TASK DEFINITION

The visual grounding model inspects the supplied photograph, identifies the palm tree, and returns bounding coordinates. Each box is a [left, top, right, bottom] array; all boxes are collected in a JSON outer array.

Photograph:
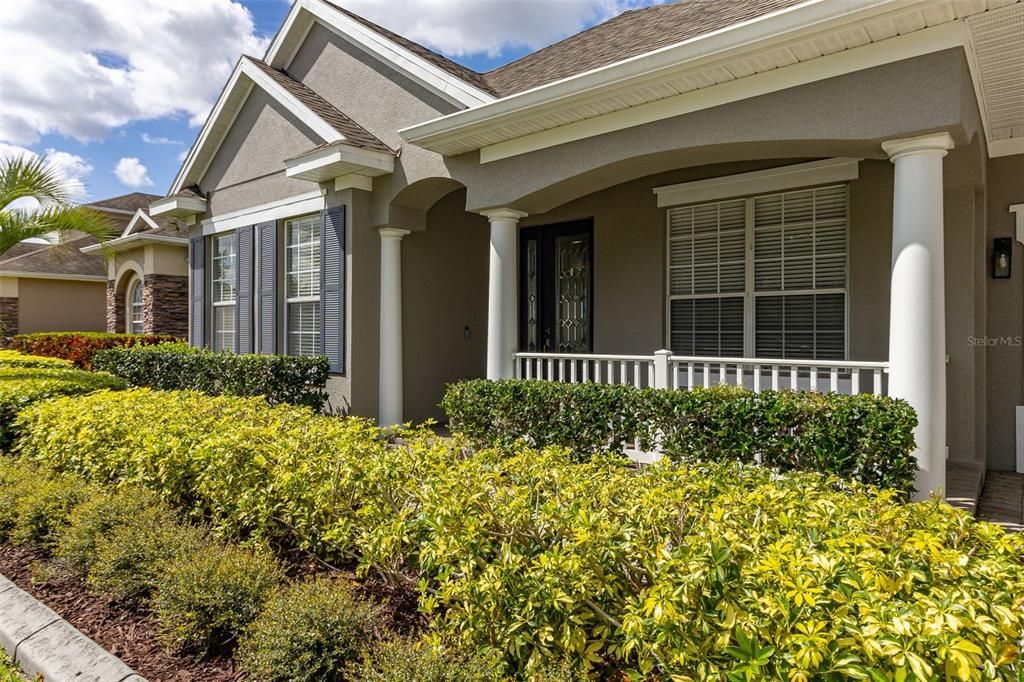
[[0, 155, 116, 257]]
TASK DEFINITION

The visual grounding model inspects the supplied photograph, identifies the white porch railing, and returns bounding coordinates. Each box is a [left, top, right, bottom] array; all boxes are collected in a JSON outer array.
[[513, 350, 889, 396]]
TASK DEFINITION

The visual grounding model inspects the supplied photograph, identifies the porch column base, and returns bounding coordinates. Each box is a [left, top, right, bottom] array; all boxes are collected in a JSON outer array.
[[378, 227, 409, 427], [481, 208, 527, 379], [883, 132, 954, 500]]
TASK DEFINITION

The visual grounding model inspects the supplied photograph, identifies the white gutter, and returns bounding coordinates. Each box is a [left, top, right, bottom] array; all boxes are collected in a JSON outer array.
[[399, 0, 924, 147]]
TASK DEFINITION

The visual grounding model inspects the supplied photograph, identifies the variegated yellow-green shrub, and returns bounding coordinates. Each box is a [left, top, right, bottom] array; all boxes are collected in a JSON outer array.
[[0, 366, 124, 450], [0, 349, 74, 369], [12, 389, 1024, 680]]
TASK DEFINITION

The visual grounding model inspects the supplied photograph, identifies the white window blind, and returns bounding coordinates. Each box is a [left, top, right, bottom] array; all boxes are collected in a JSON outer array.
[[285, 214, 321, 357], [211, 233, 237, 352], [667, 184, 847, 359]]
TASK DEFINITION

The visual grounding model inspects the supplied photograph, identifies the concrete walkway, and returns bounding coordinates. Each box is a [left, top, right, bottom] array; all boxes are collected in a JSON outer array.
[[976, 471, 1024, 532]]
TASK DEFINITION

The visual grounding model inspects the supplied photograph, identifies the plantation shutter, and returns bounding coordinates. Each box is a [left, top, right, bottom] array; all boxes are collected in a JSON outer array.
[[320, 205, 346, 374], [189, 235, 205, 347], [667, 199, 745, 355], [753, 185, 847, 359], [258, 221, 278, 355], [235, 225, 254, 354]]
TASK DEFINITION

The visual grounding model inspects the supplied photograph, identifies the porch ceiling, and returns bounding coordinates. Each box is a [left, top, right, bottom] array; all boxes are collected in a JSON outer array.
[[400, 0, 1023, 161]]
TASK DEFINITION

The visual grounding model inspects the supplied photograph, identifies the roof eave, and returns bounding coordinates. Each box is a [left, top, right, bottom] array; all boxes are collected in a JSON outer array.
[[80, 234, 188, 255], [151, 195, 207, 219], [284, 142, 396, 183], [398, 0, 932, 153]]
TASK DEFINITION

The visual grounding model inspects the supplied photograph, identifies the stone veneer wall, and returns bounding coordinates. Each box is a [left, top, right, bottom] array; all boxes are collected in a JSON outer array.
[[105, 281, 124, 333], [0, 297, 18, 336], [143, 275, 188, 337]]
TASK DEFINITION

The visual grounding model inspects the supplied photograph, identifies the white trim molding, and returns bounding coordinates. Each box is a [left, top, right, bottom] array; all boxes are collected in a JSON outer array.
[[653, 157, 860, 207], [284, 141, 394, 183], [150, 195, 207, 219], [880, 131, 955, 160], [121, 209, 160, 237], [80, 233, 188, 255], [0, 271, 107, 283], [201, 190, 326, 235], [1011, 203, 1024, 246], [334, 174, 374, 192], [265, 0, 494, 109]]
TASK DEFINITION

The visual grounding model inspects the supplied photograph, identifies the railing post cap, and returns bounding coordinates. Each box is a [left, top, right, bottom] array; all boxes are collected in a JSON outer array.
[[655, 349, 673, 357]]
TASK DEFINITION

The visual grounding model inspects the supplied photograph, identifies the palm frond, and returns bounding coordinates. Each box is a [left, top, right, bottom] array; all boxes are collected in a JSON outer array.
[[0, 155, 71, 210], [0, 206, 117, 257]]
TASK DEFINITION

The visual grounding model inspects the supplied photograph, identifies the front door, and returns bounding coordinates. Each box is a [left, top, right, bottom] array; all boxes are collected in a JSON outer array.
[[519, 220, 594, 353]]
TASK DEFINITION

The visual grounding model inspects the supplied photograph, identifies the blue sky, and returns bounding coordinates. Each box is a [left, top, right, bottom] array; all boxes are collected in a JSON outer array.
[[0, 0, 659, 205]]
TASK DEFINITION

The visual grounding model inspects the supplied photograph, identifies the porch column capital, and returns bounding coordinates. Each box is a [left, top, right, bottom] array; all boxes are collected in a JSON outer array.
[[377, 226, 410, 240], [882, 132, 954, 161], [480, 208, 528, 223]]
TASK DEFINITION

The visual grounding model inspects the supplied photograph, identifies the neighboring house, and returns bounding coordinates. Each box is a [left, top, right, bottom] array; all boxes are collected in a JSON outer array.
[[0, 193, 160, 335], [152, 0, 1024, 498], [79, 196, 190, 337]]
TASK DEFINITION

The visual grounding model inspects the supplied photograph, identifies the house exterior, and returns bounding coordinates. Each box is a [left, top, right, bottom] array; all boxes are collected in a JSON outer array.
[[152, 0, 1024, 500], [79, 195, 190, 337], [0, 193, 162, 335]]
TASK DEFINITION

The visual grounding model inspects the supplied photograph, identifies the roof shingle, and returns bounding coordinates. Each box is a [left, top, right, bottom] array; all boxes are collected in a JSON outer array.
[[0, 235, 105, 278], [86, 192, 162, 213]]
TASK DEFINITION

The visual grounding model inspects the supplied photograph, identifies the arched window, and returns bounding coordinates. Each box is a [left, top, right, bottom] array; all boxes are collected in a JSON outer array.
[[127, 277, 144, 334]]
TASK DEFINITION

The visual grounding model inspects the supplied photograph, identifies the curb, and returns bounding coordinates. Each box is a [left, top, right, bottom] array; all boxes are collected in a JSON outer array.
[[0, 572, 145, 682]]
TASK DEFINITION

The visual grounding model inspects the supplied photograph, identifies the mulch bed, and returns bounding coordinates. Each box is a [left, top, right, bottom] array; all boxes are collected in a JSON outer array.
[[0, 543, 242, 682]]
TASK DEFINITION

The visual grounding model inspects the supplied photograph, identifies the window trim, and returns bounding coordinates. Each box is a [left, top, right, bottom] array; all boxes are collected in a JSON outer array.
[[125, 276, 144, 335], [664, 183, 849, 360], [209, 232, 238, 352], [283, 213, 322, 357]]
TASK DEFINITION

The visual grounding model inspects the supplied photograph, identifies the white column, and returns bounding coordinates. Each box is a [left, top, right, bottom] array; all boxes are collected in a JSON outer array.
[[481, 208, 527, 379], [882, 132, 954, 500], [378, 227, 409, 427]]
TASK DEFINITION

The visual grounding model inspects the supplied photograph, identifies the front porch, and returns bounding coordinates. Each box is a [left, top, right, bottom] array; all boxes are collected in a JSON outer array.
[[382, 132, 987, 502]]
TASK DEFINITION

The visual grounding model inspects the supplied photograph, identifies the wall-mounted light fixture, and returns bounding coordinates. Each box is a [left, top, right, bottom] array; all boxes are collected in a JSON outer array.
[[993, 237, 1012, 279]]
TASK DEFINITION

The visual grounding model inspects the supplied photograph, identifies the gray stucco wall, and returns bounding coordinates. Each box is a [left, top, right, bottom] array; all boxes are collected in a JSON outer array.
[[985, 153, 1024, 471], [200, 88, 322, 217], [287, 23, 458, 225], [447, 49, 978, 215], [402, 189, 489, 421]]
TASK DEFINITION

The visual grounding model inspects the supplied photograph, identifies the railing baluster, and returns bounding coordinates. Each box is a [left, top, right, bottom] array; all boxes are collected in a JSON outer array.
[[734, 363, 743, 387], [851, 368, 860, 394], [754, 364, 761, 392], [582, 360, 589, 383], [810, 366, 818, 392], [632, 361, 640, 388], [771, 365, 779, 390], [830, 367, 839, 393], [619, 362, 627, 385], [790, 365, 798, 390], [686, 362, 694, 390], [873, 369, 882, 395]]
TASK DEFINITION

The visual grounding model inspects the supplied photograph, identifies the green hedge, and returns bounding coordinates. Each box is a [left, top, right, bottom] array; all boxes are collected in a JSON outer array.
[[10, 332, 178, 369], [0, 367, 124, 450], [93, 343, 329, 409], [12, 388, 1024, 679], [441, 380, 918, 493]]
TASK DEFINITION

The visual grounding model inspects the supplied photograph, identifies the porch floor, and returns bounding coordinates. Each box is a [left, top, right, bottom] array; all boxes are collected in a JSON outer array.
[[976, 471, 1024, 532]]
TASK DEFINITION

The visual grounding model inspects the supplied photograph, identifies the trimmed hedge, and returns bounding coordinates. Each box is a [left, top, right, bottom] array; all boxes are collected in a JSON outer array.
[[0, 366, 124, 450], [10, 332, 178, 369], [442, 379, 918, 493], [93, 343, 329, 409], [13, 388, 1024, 679]]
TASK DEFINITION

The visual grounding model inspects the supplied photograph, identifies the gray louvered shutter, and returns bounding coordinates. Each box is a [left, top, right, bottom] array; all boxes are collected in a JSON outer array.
[[189, 235, 205, 347], [258, 221, 278, 354], [320, 205, 346, 374], [236, 225, 254, 354]]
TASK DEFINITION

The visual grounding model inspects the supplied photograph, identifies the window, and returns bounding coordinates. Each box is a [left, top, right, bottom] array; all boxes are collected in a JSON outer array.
[[127, 277, 144, 334], [211, 233, 237, 352], [285, 214, 321, 356], [667, 184, 847, 360]]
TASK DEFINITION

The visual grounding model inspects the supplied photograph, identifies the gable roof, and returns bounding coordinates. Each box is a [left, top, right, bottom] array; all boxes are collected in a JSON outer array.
[[169, 55, 393, 195], [86, 192, 162, 215], [0, 235, 105, 280], [323, 1, 497, 97]]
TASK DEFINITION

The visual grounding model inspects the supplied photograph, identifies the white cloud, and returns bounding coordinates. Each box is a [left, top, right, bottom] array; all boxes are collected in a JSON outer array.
[[0, 0, 268, 145], [0, 143, 93, 210], [114, 157, 153, 187], [341, 0, 658, 58], [176, 149, 189, 163], [141, 133, 182, 145]]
